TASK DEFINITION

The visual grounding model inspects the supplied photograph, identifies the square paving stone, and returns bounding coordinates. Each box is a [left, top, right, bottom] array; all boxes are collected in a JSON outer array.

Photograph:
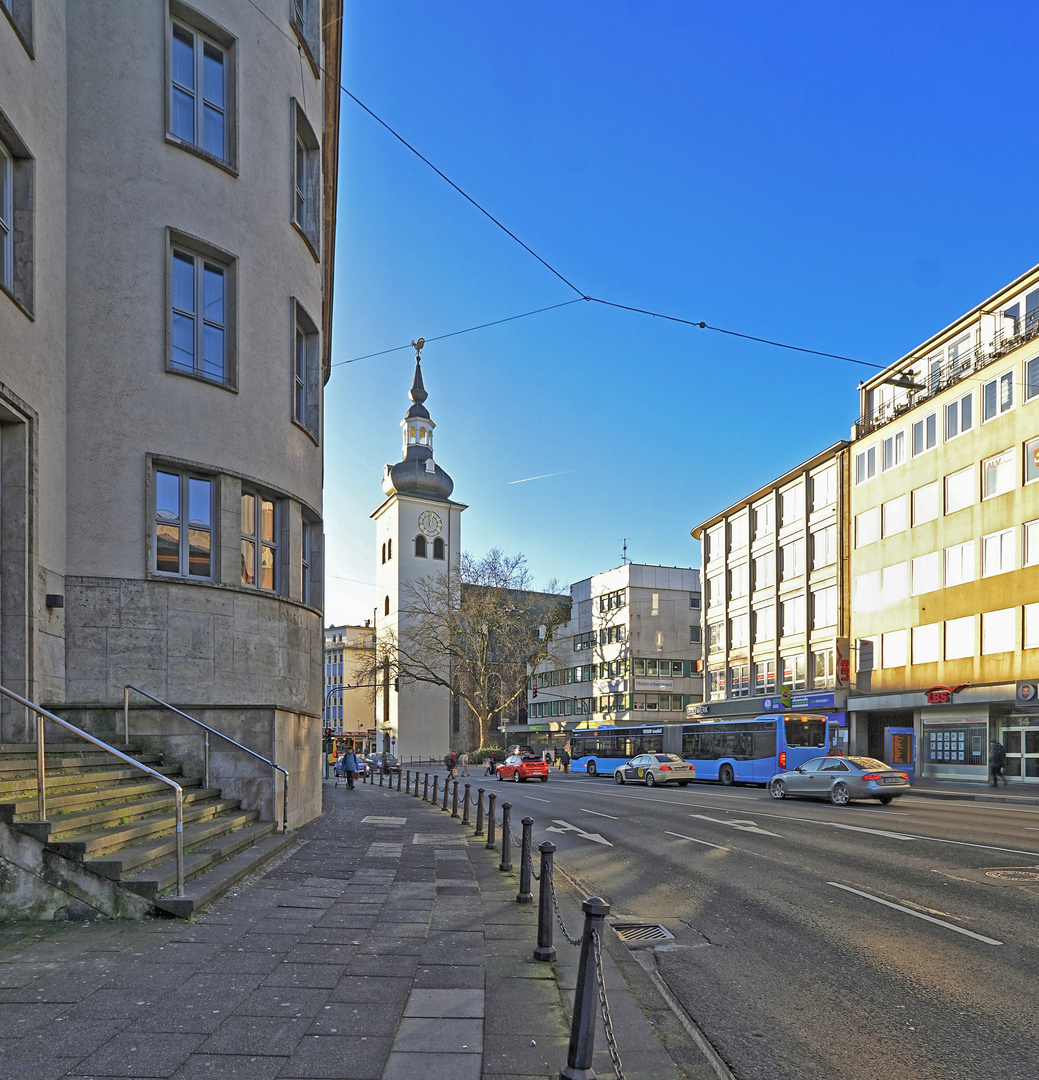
[[170, 1053, 287, 1079], [391, 1016, 482, 1053], [481, 1034, 570, 1075], [283, 943, 358, 965], [21, 1017, 128, 1056], [347, 954, 418, 977], [261, 962, 346, 988], [326, 976, 411, 1006], [74, 1030, 204, 1077], [233, 986, 331, 1017], [306, 1000, 403, 1037], [196, 1014, 309, 1055], [381, 1050, 483, 1080], [278, 1034, 392, 1078], [412, 965, 485, 990], [403, 988, 484, 1018]]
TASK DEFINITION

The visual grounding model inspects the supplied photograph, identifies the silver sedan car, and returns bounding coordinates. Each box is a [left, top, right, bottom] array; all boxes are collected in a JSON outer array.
[[614, 753, 695, 787], [769, 756, 910, 805]]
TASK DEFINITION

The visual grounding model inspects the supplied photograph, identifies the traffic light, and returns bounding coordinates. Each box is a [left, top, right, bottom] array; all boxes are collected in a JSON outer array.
[[393, 677, 400, 692], [532, 684, 538, 699]]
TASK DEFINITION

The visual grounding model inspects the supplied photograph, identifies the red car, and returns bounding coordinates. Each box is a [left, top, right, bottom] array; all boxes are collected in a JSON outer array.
[[496, 754, 549, 783]]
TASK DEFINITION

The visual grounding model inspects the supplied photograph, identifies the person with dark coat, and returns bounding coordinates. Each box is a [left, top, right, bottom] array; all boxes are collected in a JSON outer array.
[[342, 743, 359, 790], [989, 739, 1008, 787]]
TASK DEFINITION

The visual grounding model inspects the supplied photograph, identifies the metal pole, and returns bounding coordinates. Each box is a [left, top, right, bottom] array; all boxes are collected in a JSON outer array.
[[175, 787, 185, 897], [500, 802, 512, 871], [123, 685, 130, 745], [451, 779, 459, 818], [534, 841, 556, 961], [36, 712, 46, 821], [431, 774, 439, 805], [486, 792, 497, 849], [474, 787, 485, 836], [282, 769, 289, 832], [441, 775, 450, 811], [423, 773, 429, 801], [204, 731, 210, 789], [461, 783, 471, 825], [560, 896, 611, 1080], [518, 816, 533, 903], [406, 770, 411, 795]]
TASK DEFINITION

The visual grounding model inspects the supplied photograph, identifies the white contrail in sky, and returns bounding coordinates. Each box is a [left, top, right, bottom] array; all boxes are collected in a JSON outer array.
[[507, 470, 576, 485]]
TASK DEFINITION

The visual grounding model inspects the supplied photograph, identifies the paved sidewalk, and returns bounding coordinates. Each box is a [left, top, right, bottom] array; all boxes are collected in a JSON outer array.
[[0, 774, 710, 1079], [906, 777, 1039, 806]]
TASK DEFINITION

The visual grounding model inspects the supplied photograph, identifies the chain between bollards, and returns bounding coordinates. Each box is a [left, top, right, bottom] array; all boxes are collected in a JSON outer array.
[[461, 783, 471, 825], [592, 927, 626, 1080], [485, 792, 497, 849], [451, 779, 459, 818], [517, 816, 533, 903], [474, 788, 485, 836], [560, 896, 611, 1080], [499, 802, 512, 871]]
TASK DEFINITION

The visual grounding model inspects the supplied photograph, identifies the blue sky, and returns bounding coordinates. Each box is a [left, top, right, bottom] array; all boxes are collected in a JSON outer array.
[[324, 0, 1039, 625]]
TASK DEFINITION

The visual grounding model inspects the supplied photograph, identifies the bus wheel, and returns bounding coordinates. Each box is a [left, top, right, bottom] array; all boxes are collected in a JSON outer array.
[[587, 761, 597, 777], [719, 764, 734, 786]]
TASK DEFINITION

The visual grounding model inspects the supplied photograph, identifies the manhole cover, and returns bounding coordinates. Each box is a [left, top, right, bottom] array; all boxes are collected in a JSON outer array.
[[985, 869, 1039, 882], [612, 922, 674, 943]]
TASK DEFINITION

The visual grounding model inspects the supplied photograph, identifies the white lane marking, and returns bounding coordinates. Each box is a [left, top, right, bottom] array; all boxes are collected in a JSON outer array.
[[521, 796, 551, 803], [690, 814, 781, 837], [580, 808, 619, 819], [666, 830, 729, 851], [824, 822, 916, 841], [544, 819, 613, 846], [828, 882, 1003, 946]]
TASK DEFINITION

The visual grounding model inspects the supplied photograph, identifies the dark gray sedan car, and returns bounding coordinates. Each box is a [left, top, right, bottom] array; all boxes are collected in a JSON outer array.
[[614, 753, 695, 787], [769, 756, 910, 805]]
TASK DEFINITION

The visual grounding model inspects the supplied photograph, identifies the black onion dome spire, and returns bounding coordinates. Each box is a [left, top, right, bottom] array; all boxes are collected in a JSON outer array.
[[382, 342, 454, 501]]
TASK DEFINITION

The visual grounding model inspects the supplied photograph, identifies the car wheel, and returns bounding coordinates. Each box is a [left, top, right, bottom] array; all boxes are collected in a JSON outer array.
[[719, 764, 735, 786], [541, 775, 548, 782], [514, 771, 521, 782], [878, 795, 894, 805], [830, 782, 850, 806], [678, 781, 690, 787], [646, 773, 657, 787], [614, 771, 624, 784], [496, 771, 503, 781], [587, 761, 597, 777], [770, 778, 786, 799]]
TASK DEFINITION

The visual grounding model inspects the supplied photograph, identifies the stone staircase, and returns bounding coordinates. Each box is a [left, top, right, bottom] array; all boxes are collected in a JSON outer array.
[[0, 742, 294, 918]]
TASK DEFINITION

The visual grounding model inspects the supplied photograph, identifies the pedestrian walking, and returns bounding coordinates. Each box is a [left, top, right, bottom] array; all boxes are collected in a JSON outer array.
[[989, 739, 1008, 787], [449, 750, 458, 778], [485, 755, 494, 776], [343, 742, 359, 790], [561, 747, 570, 774], [460, 751, 469, 776]]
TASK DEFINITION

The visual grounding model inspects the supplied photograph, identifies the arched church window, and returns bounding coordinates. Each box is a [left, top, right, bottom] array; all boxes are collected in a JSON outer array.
[[415, 535, 427, 558], [432, 537, 445, 560], [384, 595, 390, 616], [381, 542, 386, 564], [387, 539, 392, 560], [409, 426, 416, 442], [419, 426, 426, 443]]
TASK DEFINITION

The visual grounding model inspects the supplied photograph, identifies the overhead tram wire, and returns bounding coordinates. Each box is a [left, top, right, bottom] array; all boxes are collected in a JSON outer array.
[[246, 0, 885, 376]]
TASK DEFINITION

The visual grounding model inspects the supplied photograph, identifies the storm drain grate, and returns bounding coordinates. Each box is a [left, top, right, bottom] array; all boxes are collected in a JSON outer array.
[[986, 869, 1039, 883], [612, 922, 674, 943]]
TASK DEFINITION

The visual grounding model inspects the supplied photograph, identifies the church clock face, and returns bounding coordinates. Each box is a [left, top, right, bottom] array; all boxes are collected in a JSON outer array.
[[417, 510, 443, 538]]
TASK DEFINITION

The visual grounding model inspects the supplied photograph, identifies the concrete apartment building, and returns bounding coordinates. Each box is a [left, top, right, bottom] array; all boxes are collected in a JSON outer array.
[[849, 265, 1039, 782], [323, 623, 376, 747], [691, 446, 852, 744], [0, 1, 342, 826], [517, 563, 703, 753]]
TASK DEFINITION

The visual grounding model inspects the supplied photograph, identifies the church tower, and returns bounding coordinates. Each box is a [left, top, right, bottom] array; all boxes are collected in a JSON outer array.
[[372, 343, 466, 760]]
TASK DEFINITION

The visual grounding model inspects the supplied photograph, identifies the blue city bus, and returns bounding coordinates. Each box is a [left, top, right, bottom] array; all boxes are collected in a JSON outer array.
[[571, 714, 833, 784], [679, 714, 831, 785]]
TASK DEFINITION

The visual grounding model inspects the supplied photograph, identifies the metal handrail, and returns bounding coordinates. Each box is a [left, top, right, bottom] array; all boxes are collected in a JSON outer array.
[[0, 683, 185, 897], [124, 685, 289, 832]]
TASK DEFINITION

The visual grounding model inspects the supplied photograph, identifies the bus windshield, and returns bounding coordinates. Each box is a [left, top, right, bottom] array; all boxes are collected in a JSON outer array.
[[784, 718, 826, 748]]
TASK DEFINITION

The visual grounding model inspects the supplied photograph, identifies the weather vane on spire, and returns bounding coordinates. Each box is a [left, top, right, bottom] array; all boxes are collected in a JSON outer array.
[[411, 337, 425, 361]]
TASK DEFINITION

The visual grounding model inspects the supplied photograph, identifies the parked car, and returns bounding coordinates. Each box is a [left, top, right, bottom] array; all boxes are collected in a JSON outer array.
[[368, 753, 401, 776], [497, 754, 549, 782], [769, 756, 910, 805], [614, 753, 695, 787]]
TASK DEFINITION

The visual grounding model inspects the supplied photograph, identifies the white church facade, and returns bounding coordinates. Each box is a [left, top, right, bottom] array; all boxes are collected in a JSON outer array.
[[371, 348, 465, 761]]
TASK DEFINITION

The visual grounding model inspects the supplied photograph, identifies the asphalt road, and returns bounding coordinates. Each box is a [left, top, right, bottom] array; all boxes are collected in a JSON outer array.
[[488, 769, 1039, 1080]]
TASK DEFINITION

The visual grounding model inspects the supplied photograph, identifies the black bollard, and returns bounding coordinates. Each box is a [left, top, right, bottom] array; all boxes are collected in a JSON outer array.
[[397, 769, 402, 792], [517, 816, 534, 903], [379, 768, 384, 787], [462, 783, 471, 826], [423, 773, 429, 801], [451, 780, 459, 818], [486, 792, 497, 850], [561, 897, 611, 1080], [474, 788, 485, 836], [534, 841, 556, 961], [431, 775, 439, 806], [499, 802, 512, 871], [441, 775, 450, 811], [406, 771, 411, 795]]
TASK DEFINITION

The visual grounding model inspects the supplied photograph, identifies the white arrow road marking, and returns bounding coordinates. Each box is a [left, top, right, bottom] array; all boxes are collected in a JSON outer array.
[[580, 809, 618, 819], [829, 882, 1003, 946], [544, 819, 614, 846], [823, 822, 917, 841], [690, 814, 781, 837], [665, 830, 729, 851]]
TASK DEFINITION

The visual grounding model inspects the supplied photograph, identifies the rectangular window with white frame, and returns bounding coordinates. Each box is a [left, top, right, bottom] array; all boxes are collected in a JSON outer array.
[[728, 563, 748, 599], [912, 623, 939, 664], [780, 485, 804, 526], [293, 101, 321, 255], [882, 495, 906, 537], [982, 448, 1015, 500], [881, 431, 905, 472], [810, 585, 838, 629], [1026, 519, 1039, 567], [854, 506, 879, 547], [1026, 356, 1039, 403], [728, 665, 750, 698], [729, 614, 749, 648], [753, 554, 775, 591], [811, 647, 835, 689], [944, 466, 974, 514], [781, 596, 805, 636], [293, 299, 320, 439], [241, 488, 278, 591], [0, 111, 34, 315], [168, 232, 236, 387], [752, 499, 773, 539], [781, 653, 806, 690], [168, 8, 235, 167], [911, 551, 940, 596], [945, 616, 974, 660], [982, 370, 1013, 422], [1025, 435, 1039, 486], [882, 629, 906, 668], [852, 571, 878, 614], [154, 467, 214, 578], [779, 539, 804, 580], [1025, 603, 1039, 650], [981, 608, 1015, 655], [912, 481, 939, 526], [752, 604, 775, 643], [911, 412, 937, 456], [945, 392, 972, 441], [728, 512, 748, 553], [982, 528, 1014, 577], [810, 524, 837, 568], [880, 563, 907, 606], [810, 465, 837, 510], [854, 447, 876, 485], [754, 660, 776, 695], [945, 540, 974, 587], [689, 624, 701, 644]]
